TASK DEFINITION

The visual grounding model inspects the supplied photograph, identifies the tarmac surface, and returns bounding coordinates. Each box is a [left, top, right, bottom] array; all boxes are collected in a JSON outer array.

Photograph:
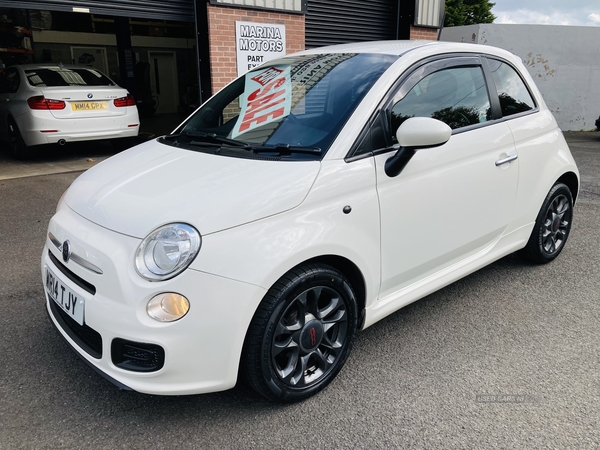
[[0, 132, 599, 449], [0, 112, 187, 181]]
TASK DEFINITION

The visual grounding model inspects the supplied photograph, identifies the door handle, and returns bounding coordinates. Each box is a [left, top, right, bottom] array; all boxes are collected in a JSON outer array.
[[495, 154, 518, 166]]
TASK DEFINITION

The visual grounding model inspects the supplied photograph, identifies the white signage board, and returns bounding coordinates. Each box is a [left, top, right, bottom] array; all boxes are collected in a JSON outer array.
[[235, 21, 286, 76], [231, 65, 292, 138]]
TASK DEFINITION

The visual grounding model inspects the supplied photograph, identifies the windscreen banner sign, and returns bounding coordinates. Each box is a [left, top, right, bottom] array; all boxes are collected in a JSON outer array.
[[236, 21, 286, 76], [231, 65, 291, 139]]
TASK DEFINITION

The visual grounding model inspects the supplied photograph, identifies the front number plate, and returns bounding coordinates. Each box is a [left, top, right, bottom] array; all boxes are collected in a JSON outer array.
[[45, 265, 85, 325], [71, 101, 108, 111]]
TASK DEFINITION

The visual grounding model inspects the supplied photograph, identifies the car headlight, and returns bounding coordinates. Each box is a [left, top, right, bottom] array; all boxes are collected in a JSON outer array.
[[135, 223, 201, 281]]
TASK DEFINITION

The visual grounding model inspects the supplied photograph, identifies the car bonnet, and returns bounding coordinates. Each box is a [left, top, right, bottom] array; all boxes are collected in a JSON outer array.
[[63, 140, 320, 238]]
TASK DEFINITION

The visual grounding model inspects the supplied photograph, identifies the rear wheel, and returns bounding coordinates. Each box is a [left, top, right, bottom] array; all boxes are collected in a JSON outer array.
[[520, 182, 573, 264], [243, 263, 358, 402], [7, 118, 31, 159]]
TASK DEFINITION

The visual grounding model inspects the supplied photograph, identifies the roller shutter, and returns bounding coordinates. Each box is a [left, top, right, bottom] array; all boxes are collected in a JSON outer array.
[[306, 0, 399, 48], [1, 0, 194, 22]]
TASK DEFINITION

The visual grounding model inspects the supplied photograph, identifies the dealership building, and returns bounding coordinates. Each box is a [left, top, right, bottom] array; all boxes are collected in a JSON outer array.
[[0, 0, 443, 113]]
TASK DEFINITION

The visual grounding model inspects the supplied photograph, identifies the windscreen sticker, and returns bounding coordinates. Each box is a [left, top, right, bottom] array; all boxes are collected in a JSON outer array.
[[231, 65, 291, 138]]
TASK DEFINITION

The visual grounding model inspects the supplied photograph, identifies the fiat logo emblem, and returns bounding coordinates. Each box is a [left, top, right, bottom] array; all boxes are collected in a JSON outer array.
[[62, 240, 71, 263], [87, 93, 93, 99]]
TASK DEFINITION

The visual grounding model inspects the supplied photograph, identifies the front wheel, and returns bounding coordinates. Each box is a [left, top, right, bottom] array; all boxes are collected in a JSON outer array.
[[520, 182, 573, 264], [242, 263, 358, 402]]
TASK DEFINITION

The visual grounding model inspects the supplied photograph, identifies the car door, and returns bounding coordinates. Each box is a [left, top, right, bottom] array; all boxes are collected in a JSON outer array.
[[371, 56, 519, 300], [483, 57, 552, 231]]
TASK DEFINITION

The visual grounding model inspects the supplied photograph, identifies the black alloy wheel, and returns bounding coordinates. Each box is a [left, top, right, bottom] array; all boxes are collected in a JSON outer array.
[[521, 182, 573, 264], [243, 263, 358, 402]]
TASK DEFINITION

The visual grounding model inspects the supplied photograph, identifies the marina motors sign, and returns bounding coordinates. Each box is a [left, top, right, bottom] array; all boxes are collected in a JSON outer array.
[[231, 65, 291, 138], [235, 21, 286, 76]]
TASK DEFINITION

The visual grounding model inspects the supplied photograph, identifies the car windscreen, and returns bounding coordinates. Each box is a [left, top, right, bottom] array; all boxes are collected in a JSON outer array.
[[170, 53, 398, 159], [24, 68, 116, 87]]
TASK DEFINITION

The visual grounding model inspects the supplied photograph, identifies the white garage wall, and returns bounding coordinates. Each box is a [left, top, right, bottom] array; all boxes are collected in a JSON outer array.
[[441, 24, 600, 131]]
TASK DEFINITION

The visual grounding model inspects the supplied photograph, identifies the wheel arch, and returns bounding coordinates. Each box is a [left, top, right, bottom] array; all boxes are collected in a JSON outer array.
[[5, 114, 24, 139], [556, 171, 579, 204], [2, 114, 16, 136], [7, 113, 18, 126], [302, 254, 367, 329]]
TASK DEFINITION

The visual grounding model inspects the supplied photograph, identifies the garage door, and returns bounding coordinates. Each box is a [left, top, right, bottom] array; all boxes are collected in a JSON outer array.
[[306, 0, 399, 48], [1, 0, 194, 22]]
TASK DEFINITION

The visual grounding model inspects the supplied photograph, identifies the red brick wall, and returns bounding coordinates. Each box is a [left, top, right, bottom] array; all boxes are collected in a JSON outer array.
[[207, 4, 305, 94], [410, 26, 438, 40]]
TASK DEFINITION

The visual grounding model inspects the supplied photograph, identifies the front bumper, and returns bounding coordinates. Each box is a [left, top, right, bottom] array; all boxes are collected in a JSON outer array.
[[42, 206, 267, 395]]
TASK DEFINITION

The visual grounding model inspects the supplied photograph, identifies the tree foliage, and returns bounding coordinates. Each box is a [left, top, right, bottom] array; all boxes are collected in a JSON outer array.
[[444, 0, 496, 27]]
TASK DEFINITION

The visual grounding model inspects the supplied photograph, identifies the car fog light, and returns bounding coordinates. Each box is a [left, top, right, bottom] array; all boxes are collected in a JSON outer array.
[[147, 293, 190, 322]]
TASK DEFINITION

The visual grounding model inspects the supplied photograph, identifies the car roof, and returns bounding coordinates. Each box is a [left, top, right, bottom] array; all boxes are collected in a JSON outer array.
[[293, 40, 516, 60]]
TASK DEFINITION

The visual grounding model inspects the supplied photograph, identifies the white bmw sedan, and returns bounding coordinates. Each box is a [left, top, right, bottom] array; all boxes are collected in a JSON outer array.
[[0, 64, 139, 158], [41, 41, 579, 402]]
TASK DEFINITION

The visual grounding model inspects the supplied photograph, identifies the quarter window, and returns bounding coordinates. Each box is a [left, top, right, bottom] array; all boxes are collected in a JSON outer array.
[[487, 59, 535, 117], [390, 66, 491, 138]]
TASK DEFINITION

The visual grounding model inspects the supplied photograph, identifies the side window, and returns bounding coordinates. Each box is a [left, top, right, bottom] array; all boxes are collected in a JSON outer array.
[[487, 59, 535, 117], [389, 66, 491, 139]]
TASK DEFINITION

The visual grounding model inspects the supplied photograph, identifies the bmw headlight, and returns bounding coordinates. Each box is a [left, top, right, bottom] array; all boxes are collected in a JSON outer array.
[[135, 223, 201, 281]]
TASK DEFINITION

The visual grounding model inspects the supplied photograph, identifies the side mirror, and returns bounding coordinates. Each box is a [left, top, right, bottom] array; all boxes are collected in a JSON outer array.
[[385, 117, 452, 177], [395, 116, 452, 148]]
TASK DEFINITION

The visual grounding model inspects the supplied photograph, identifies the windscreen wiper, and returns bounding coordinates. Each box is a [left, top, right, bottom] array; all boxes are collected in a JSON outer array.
[[167, 131, 251, 148], [247, 143, 322, 155], [164, 134, 321, 156]]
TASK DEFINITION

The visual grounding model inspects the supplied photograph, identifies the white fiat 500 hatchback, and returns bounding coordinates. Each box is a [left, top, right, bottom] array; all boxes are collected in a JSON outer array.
[[0, 64, 139, 158], [42, 41, 579, 402]]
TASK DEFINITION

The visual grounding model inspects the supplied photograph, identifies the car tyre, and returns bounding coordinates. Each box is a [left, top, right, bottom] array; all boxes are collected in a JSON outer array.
[[243, 263, 358, 402], [7, 118, 32, 159], [520, 182, 573, 264]]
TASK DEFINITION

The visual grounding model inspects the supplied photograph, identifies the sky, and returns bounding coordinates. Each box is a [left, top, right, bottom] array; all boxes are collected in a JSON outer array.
[[492, 0, 600, 26]]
